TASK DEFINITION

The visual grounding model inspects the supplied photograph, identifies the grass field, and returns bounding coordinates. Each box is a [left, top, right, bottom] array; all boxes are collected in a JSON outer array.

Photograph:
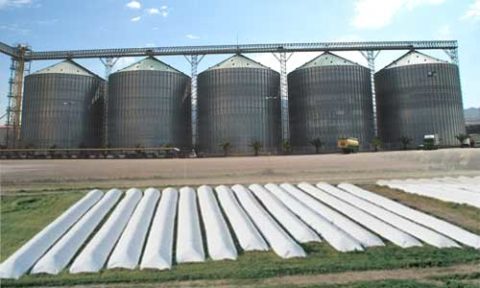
[[1, 187, 480, 287]]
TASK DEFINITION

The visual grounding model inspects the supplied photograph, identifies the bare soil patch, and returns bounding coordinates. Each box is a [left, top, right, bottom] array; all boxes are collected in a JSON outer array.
[[1, 148, 479, 193]]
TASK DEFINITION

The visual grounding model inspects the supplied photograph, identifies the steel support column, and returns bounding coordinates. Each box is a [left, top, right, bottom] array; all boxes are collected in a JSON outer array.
[[273, 52, 293, 141], [185, 54, 204, 146], [361, 50, 381, 137], [100, 57, 118, 146], [6, 46, 29, 147], [444, 48, 459, 65]]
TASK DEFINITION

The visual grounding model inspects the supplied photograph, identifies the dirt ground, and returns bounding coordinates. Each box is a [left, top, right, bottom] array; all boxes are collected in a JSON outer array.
[[1, 148, 479, 193], [74, 263, 479, 287]]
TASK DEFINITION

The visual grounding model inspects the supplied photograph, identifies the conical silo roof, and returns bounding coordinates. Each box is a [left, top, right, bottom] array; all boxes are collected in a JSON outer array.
[[297, 52, 359, 69], [208, 54, 270, 70], [33, 59, 98, 77], [117, 56, 183, 73], [384, 50, 447, 69]]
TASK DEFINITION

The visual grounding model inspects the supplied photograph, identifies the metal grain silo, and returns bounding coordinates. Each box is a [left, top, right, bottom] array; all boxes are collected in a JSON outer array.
[[21, 60, 104, 148], [375, 51, 465, 148], [107, 57, 191, 149], [288, 52, 374, 153], [197, 54, 281, 155]]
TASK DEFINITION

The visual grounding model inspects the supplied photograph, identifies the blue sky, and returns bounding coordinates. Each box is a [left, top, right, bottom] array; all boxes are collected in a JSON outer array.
[[0, 0, 479, 124]]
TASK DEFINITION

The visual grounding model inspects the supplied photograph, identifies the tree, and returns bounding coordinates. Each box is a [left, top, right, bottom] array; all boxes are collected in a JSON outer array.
[[193, 144, 201, 154], [219, 141, 231, 157], [455, 134, 469, 147], [250, 141, 263, 156], [49, 144, 57, 158], [103, 143, 111, 157], [78, 142, 87, 158], [398, 136, 412, 150], [282, 140, 292, 155], [371, 137, 382, 152], [162, 143, 176, 158], [310, 138, 323, 154], [135, 144, 145, 158]]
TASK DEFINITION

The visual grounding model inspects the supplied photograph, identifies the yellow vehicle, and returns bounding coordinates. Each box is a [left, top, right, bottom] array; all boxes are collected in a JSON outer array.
[[337, 137, 359, 154]]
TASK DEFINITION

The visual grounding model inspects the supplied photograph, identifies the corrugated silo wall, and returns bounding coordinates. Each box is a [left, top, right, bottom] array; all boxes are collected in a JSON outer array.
[[375, 63, 465, 148], [21, 74, 104, 148], [288, 65, 374, 153], [107, 71, 191, 149], [198, 68, 281, 155], [88, 82, 105, 148]]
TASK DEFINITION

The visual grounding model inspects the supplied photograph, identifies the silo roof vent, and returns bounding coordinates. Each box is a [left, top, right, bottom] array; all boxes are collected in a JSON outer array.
[[208, 54, 270, 70], [385, 50, 447, 69], [118, 56, 183, 73], [33, 59, 97, 77], [298, 52, 359, 69]]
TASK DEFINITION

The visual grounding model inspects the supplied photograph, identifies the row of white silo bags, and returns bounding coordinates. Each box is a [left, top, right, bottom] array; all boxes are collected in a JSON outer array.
[[337, 183, 480, 249], [441, 176, 480, 193], [70, 188, 142, 273], [280, 183, 384, 248], [31, 189, 123, 275], [264, 183, 363, 252], [107, 188, 160, 269], [316, 183, 459, 248], [410, 179, 480, 200], [215, 185, 269, 252], [176, 187, 205, 263], [232, 184, 306, 258], [433, 177, 480, 193], [456, 176, 480, 192], [297, 183, 422, 248], [197, 186, 237, 260], [0, 190, 104, 279], [141, 188, 179, 270], [377, 179, 480, 208], [248, 184, 320, 244]]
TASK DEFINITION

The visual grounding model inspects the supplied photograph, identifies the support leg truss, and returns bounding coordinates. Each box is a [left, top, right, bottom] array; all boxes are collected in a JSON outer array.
[[273, 52, 293, 142], [185, 55, 204, 146], [361, 50, 381, 137], [6, 54, 30, 148], [99, 57, 119, 146], [444, 48, 459, 65]]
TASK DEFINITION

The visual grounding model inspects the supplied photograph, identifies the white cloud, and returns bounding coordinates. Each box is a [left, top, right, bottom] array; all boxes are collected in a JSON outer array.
[[461, 0, 480, 21], [145, 43, 156, 47], [186, 34, 200, 40], [126, 0, 141, 10], [131, 16, 141, 22], [0, 0, 32, 9], [437, 24, 453, 39], [0, 23, 30, 34], [146, 8, 159, 15], [352, 0, 446, 29], [146, 6, 168, 17], [159, 5, 169, 17], [36, 18, 59, 25]]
